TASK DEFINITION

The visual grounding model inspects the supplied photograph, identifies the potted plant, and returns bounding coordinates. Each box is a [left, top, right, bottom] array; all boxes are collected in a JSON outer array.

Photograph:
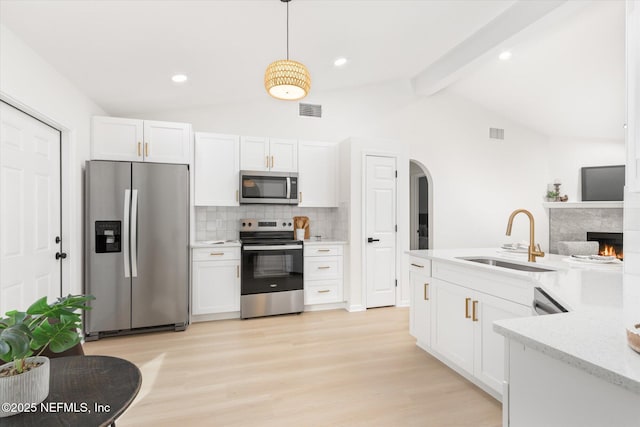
[[0, 294, 94, 418]]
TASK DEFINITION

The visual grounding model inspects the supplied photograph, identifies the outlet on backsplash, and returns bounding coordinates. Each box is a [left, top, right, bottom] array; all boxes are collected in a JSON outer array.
[[195, 206, 341, 241]]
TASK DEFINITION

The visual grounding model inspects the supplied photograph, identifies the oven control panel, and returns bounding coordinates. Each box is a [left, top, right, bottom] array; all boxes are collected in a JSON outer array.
[[240, 218, 294, 232]]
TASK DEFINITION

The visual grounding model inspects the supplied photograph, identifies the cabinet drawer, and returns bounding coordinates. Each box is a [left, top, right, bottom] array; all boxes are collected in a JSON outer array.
[[304, 245, 342, 257], [409, 257, 431, 275], [304, 280, 342, 304], [304, 256, 342, 280], [192, 247, 240, 261]]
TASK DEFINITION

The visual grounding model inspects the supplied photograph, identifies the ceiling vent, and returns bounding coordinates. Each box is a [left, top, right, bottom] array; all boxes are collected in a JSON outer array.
[[299, 103, 322, 118], [489, 127, 505, 140]]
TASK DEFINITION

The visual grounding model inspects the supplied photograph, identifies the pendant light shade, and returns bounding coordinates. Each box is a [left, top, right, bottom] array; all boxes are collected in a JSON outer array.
[[264, 59, 311, 100], [265, 0, 311, 100]]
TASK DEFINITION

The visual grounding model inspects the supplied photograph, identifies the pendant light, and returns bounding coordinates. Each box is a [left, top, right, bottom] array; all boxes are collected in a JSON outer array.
[[264, 0, 311, 100]]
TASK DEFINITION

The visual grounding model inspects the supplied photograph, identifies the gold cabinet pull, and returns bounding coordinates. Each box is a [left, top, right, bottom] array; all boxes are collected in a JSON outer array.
[[237, 265, 240, 278], [299, 192, 302, 203], [465, 297, 471, 319], [318, 289, 330, 294], [137, 142, 142, 157], [145, 142, 149, 157], [424, 283, 429, 301], [236, 190, 239, 202], [318, 266, 331, 269], [410, 263, 424, 268], [317, 249, 330, 253], [209, 252, 224, 256], [472, 300, 478, 322], [266, 156, 269, 168]]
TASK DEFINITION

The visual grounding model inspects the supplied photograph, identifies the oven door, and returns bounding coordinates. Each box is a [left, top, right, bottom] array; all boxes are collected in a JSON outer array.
[[239, 171, 298, 205], [241, 244, 303, 294]]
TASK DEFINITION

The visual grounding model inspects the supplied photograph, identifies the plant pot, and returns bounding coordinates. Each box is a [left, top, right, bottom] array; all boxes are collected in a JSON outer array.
[[0, 356, 50, 418]]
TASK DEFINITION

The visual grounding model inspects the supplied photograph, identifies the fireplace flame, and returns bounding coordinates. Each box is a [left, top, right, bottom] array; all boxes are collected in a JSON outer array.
[[600, 244, 623, 260]]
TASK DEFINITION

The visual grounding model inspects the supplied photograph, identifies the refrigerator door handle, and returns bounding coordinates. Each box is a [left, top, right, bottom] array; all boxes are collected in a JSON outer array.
[[123, 189, 131, 278], [131, 189, 139, 278]]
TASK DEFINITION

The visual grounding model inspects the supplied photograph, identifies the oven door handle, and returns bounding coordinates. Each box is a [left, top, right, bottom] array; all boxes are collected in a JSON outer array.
[[244, 245, 302, 251]]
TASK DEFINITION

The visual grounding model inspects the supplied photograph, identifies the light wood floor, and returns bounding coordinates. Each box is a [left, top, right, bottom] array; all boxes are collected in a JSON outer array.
[[84, 307, 501, 427]]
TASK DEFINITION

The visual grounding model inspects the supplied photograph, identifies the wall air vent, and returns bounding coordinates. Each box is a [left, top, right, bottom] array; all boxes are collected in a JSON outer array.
[[299, 103, 322, 118], [489, 128, 505, 140]]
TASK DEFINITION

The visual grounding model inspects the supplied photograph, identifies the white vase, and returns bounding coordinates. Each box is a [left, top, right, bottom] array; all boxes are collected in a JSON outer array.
[[0, 356, 50, 418]]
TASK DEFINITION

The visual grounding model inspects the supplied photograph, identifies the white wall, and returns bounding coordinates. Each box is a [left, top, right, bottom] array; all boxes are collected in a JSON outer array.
[[0, 24, 105, 296], [367, 90, 552, 250], [548, 137, 625, 201]]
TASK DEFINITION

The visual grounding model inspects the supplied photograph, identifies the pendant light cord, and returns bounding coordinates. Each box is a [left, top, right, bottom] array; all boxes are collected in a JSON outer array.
[[286, 0, 289, 60]]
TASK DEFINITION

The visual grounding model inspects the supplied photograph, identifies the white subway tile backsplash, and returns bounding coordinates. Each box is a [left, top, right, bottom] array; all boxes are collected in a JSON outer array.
[[194, 205, 342, 241]]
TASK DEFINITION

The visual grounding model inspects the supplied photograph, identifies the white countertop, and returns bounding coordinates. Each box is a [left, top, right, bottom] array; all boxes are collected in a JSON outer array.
[[407, 248, 640, 394], [303, 240, 347, 245], [191, 240, 241, 248]]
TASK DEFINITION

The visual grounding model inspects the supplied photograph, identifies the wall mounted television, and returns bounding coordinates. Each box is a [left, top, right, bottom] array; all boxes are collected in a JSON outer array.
[[581, 165, 625, 201]]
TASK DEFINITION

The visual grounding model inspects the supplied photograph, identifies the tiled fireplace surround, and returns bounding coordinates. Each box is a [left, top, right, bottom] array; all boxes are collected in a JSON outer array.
[[548, 207, 624, 254]]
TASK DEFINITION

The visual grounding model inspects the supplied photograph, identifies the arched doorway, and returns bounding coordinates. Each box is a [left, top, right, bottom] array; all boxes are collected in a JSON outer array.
[[410, 160, 433, 250]]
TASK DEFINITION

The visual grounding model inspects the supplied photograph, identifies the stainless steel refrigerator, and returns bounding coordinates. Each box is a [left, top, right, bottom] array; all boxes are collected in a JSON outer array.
[[84, 160, 189, 340]]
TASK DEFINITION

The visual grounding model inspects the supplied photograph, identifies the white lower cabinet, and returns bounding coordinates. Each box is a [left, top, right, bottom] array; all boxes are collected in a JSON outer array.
[[474, 291, 531, 393], [409, 257, 432, 348], [431, 277, 530, 396], [304, 245, 344, 305], [192, 247, 240, 315], [432, 279, 476, 374], [409, 258, 531, 398]]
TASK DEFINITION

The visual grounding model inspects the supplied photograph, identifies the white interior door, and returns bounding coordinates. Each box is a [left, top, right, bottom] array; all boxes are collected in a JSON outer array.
[[364, 155, 396, 308], [0, 102, 62, 313]]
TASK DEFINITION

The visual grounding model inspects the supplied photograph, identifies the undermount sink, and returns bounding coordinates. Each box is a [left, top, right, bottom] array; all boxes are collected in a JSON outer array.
[[456, 257, 556, 273]]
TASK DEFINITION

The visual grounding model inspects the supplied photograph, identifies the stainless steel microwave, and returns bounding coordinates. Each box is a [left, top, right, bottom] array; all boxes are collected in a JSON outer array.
[[239, 171, 298, 205]]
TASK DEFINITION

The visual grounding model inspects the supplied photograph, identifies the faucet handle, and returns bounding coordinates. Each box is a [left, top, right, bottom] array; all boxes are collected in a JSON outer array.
[[533, 243, 545, 257]]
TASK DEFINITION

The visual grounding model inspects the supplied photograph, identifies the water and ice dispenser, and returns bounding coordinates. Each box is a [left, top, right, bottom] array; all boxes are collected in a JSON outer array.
[[95, 221, 121, 253]]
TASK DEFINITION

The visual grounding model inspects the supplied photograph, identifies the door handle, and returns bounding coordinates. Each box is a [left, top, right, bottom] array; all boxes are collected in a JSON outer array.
[[123, 189, 131, 278], [55, 252, 67, 260], [472, 300, 478, 322], [424, 283, 429, 301], [465, 297, 471, 319], [367, 237, 380, 243], [130, 189, 138, 278]]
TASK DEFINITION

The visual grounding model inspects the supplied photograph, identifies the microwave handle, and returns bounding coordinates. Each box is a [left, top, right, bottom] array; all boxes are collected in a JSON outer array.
[[286, 176, 291, 199]]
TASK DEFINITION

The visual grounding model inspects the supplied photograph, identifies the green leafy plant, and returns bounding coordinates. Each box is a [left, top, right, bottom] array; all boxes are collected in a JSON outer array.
[[0, 294, 94, 375], [546, 191, 559, 199]]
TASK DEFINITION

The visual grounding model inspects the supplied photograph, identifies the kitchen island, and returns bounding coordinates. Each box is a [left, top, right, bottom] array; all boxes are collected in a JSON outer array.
[[406, 248, 639, 426]]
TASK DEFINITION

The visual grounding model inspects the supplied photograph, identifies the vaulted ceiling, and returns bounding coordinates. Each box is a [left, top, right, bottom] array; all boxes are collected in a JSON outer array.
[[0, 0, 625, 139]]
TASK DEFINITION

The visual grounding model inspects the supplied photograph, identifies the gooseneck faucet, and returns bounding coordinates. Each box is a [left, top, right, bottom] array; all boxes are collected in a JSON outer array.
[[506, 209, 545, 262]]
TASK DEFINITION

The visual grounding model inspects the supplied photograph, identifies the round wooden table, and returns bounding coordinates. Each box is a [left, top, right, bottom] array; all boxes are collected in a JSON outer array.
[[2, 355, 142, 427]]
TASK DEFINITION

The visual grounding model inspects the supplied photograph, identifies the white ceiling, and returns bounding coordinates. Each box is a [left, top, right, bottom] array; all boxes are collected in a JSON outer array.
[[0, 0, 625, 140], [448, 0, 625, 140]]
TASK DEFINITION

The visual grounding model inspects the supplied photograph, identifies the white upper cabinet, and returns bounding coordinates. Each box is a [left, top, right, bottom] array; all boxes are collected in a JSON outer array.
[[194, 133, 240, 206], [269, 138, 298, 172], [91, 116, 191, 164], [298, 141, 338, 207], [627, 1, 640, 192], [143, 120, 191, 164], [240, 136, 269, 171], [92, 116, 143, 162], [240, 136, 297, 172]]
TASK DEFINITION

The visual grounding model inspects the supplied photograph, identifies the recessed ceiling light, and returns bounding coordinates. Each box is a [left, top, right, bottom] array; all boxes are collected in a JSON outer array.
[[171, 74, 188, 83], [498, 51, 512, 61], [334, 57, 348, 67]]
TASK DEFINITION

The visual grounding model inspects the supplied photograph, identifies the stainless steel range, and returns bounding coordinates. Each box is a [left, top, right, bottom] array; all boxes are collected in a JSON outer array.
[[240, 219, 304, 319]]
